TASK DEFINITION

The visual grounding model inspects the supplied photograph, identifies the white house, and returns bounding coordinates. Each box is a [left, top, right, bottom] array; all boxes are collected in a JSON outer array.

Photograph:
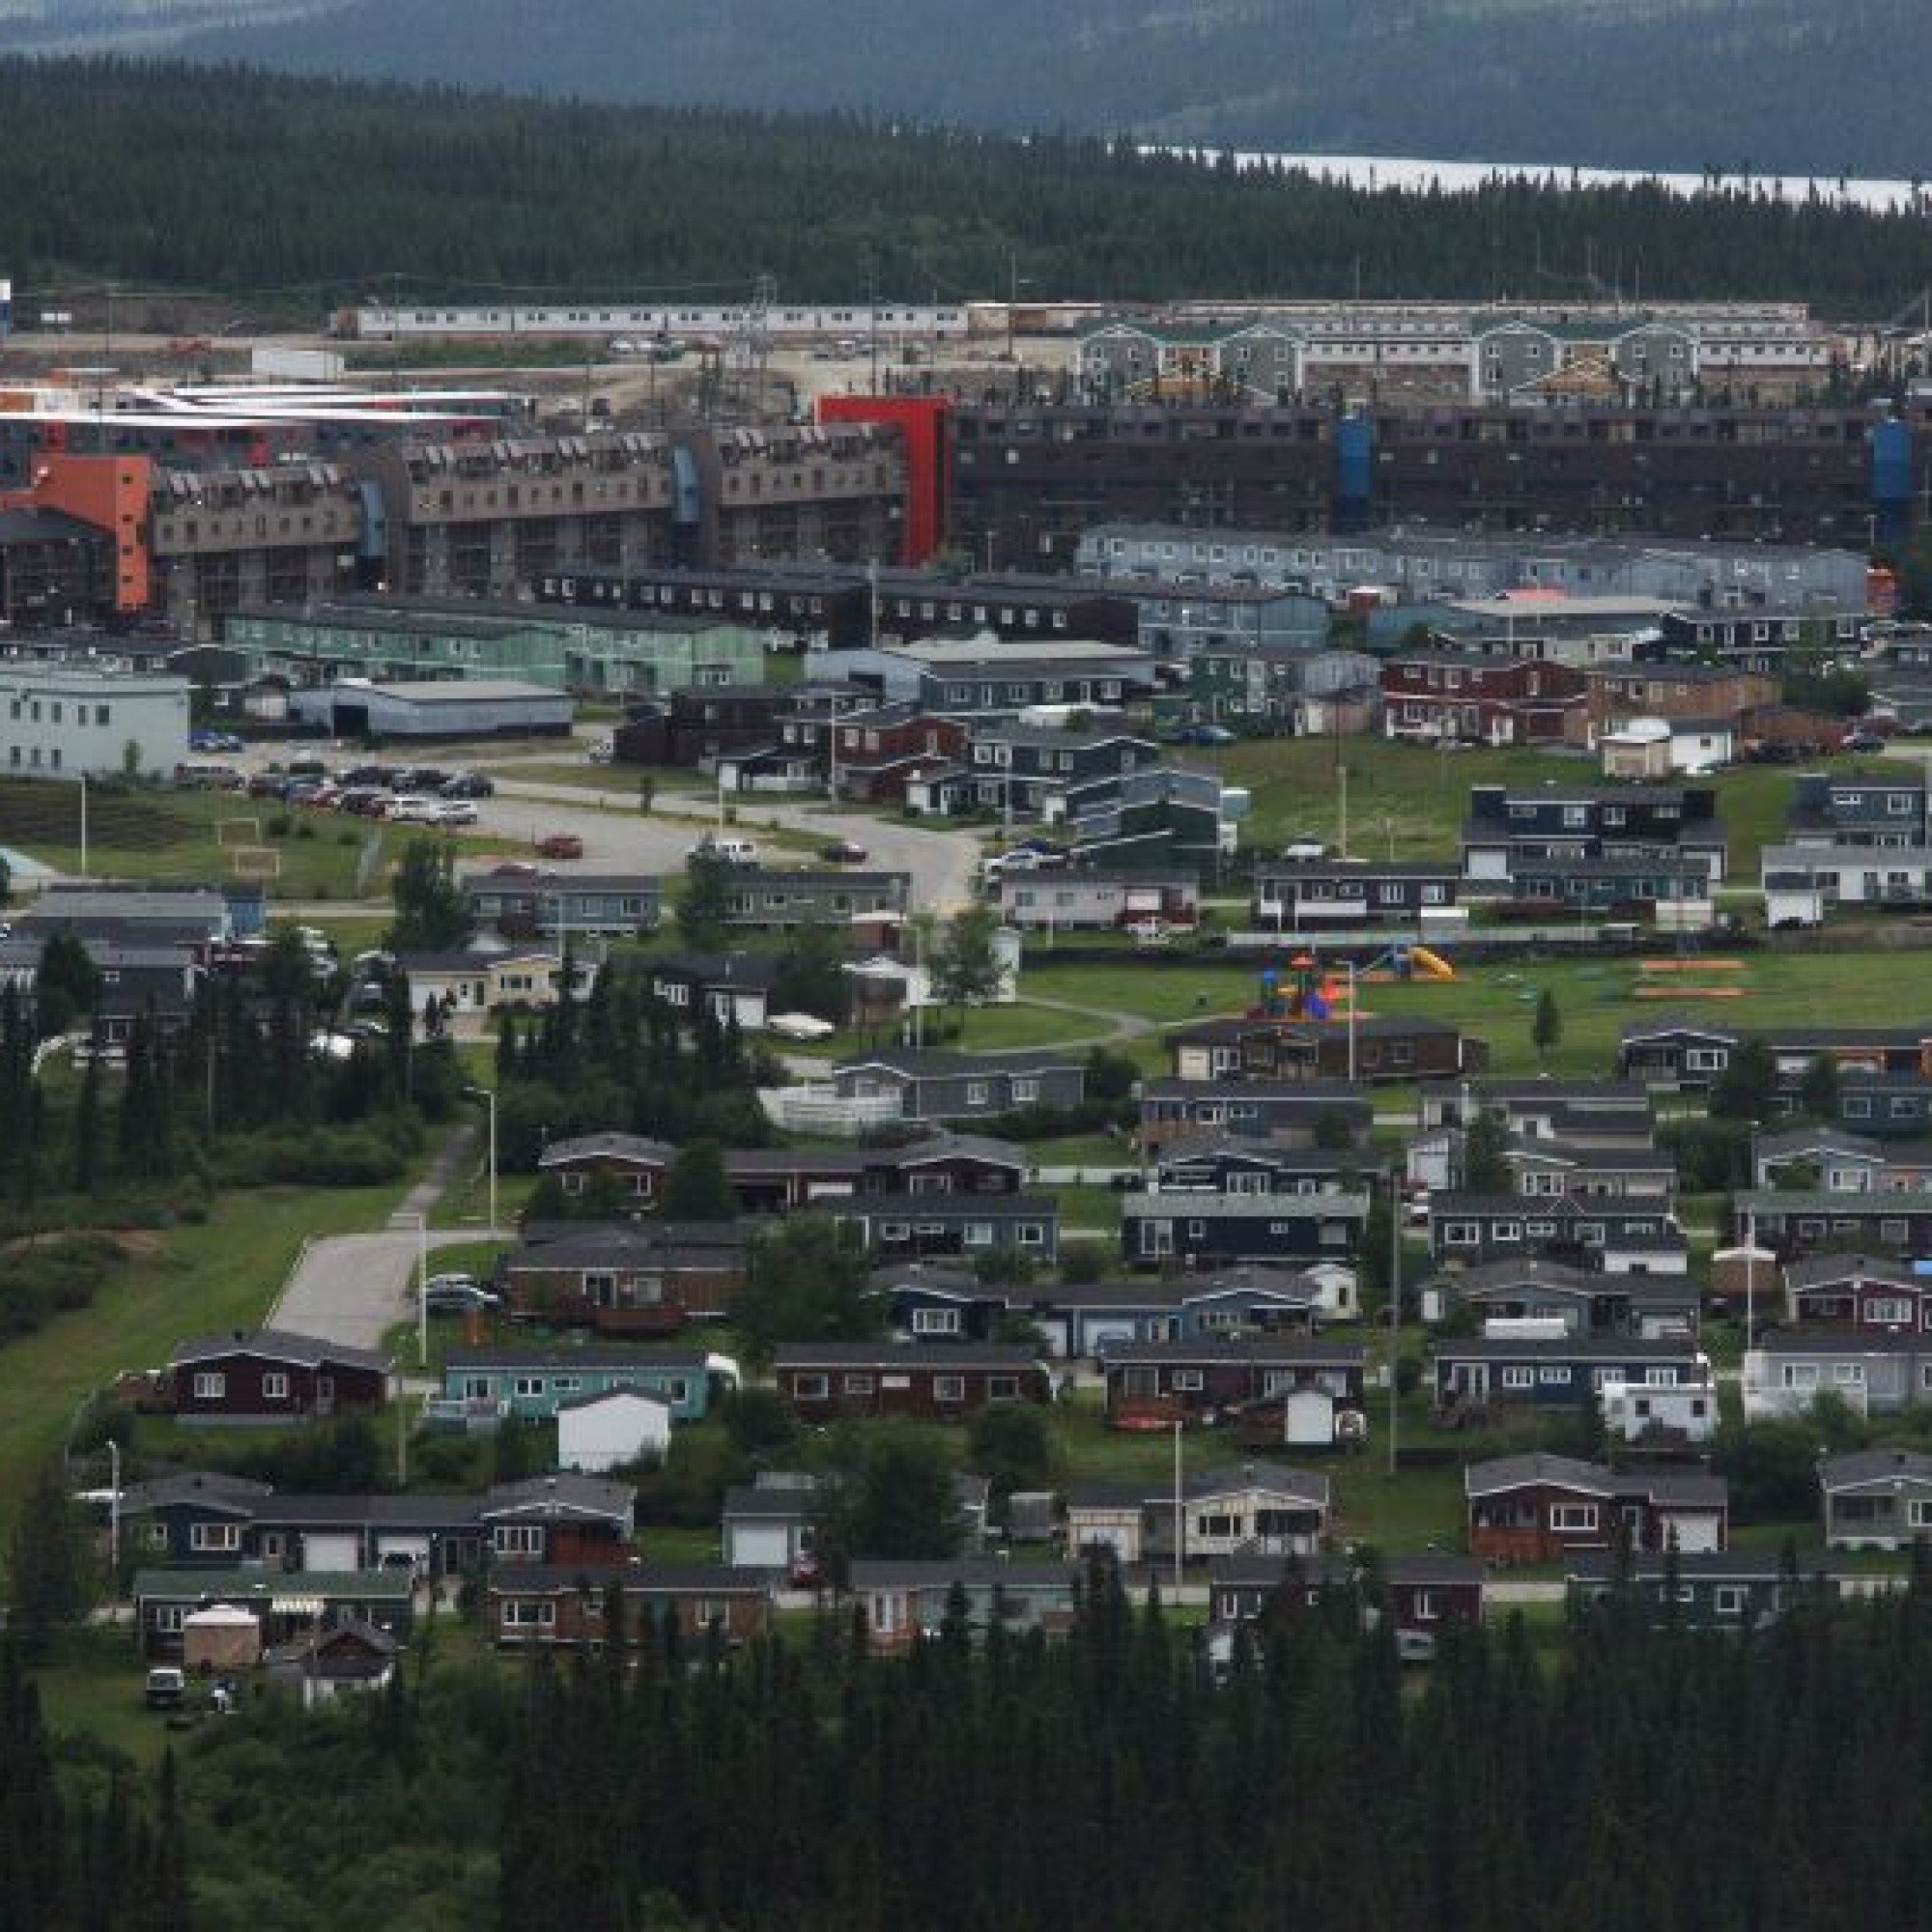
[[555, 1387, 672, 1473]]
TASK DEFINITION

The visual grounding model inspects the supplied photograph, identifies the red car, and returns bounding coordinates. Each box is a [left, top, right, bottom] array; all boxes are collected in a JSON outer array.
[[535, 832, 584, 861]]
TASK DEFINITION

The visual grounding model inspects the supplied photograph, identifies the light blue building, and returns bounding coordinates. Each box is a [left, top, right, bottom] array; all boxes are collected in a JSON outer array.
[[433, 1347, 733, 1429]]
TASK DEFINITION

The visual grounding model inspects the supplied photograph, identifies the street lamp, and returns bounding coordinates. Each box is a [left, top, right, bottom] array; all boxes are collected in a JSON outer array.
[[466, 1085, 498, 1235], [395, 1209, 430, 1368]]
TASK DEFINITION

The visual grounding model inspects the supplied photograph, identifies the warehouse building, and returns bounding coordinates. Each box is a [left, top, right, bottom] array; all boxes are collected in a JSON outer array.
[[288, 678, 573, 739]]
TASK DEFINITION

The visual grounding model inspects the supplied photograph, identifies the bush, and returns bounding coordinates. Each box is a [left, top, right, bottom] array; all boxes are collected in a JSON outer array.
[[266, 812, 294, 838], [217, 1126, 408, 1187], [0, 1236, 120, 1343]]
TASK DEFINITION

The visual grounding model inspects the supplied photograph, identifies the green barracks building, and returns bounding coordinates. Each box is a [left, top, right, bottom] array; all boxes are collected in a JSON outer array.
[[223, 595, 769, 698]]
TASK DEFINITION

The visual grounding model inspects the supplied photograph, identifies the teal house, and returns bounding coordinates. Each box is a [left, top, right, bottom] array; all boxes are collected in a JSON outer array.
[[431, 1346, 733, 1430]]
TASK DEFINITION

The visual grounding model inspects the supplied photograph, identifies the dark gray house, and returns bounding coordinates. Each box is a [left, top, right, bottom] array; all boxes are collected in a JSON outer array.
[[830, 1192, 1061, 1264], [720, 868, 911, 930], [1121, 1186, 1369, 1269], [1137, 1079, 1372, 1151], [832, 1050, 1088, 1124], [1252, 861, 1462, 930]]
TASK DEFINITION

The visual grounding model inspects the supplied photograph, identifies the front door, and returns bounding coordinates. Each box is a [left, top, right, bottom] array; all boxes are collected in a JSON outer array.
[[1451, 1362, 1490, 1401]]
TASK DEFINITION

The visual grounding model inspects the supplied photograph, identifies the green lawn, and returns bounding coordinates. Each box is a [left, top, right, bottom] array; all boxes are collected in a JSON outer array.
[[1209, 736, 1802, 878], [1023, 949, 1932, 1082], [0, 1180, 411, 1544]]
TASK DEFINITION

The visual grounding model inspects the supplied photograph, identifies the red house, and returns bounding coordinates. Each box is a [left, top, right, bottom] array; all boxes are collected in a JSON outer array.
[[1784, 1254, 1932, 1332], [830, 704, 970, 806], [488, 1564, 774, 1647], [166, 1330, 390, 1424], [1464, 1454, 1729, 1564], [1100, 1340, 1368, 1431], [1381, 652, 1588, 747], [774, 1344, 1052, 1422]]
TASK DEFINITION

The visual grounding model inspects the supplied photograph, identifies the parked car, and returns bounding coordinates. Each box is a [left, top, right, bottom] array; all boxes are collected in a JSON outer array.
[[440, 773, 495, 799], [536, 832, 584, 861], [145, 1667, 186, 1711], [819, 838, 869, 865], [1178, 723, 1237, 746], [1281, 838, 1329, 863], [689, 836, 759, 866], [423, 1277, 501, 1314], [386, 796, 441, 823], [587, 738, 614, 765], [428, 799, 479, 826], [1843, 732, 1889, 753]]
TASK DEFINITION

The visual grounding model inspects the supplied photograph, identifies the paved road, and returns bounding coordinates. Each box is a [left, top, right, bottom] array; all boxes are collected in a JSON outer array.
[[481, 776, 983, 916], [266, 1126, 493, 1352]]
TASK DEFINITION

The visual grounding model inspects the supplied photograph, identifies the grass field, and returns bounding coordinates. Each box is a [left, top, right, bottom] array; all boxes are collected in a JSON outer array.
[[0, 1180, 410, 1545], [1022, 948, 1932, 1081], [1210, 736, 1801, 878]]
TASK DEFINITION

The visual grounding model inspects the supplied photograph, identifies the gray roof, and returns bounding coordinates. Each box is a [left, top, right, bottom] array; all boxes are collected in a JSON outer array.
[[1068, 1462, 1330, 1511], [490, 1563, 776, 1595], [169, 1328, 390, 1376], [130, 1568, 411, 1603], [836, 1048, 1087, 1078], [538, 1132, 675, 1168], [481, 1473, 636, 1521], [1140, 1079, 1370, 1106], [723, 1484, 816, 1524], [1783, 1252, 1921, 1290], [846, 1560, 1080, 1590], [120, 1471, 273, 1516], [774, 1343, 1046, 1371], [1756, 1326, 1932, 1358], [1464, 1454, 1617, 1499], [1566, 1550, 1837, 1584], [1432, 1336, 1704, 1363], [444, 1346, 712, 1373], [1119, 1189, 1369, 1220], [1819, 1448, 1932, 1491], [1210, 1551, 1483, 1589], [1099, 1339, 1366, 1367]]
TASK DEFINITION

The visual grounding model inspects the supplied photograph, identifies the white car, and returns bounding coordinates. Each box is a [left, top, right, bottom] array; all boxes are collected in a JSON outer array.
[[385, 795, 440, 823], [428, 799, 479, 826]]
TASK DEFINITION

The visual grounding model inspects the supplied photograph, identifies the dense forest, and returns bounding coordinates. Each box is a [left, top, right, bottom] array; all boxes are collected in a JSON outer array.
[[6, 60, 1932, 318], [16, 1556, 1932, 1928], [17, 0, 1932, 178]]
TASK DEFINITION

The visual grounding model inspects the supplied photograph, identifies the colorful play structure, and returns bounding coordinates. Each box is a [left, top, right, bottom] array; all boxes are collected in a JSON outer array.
[[1255, 944, 1457, 1022]]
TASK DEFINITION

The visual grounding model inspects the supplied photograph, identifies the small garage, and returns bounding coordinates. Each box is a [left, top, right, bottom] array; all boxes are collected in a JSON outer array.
[[290, 677, 575, 741]]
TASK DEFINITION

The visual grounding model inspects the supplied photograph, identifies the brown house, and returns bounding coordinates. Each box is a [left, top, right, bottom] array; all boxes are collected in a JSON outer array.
[[1099, 1340, 1367, 1430], [500, 1221, 748, 1334], [1381, 653, 1588, 747], [774, 1344, 1053, 1422], [1585, 663, 1779, 733], [1168, 1015, 1484, 1086], [831, 704, 970, 806], [166, 1330, 390, 1424], [488, 1563, 775, 1647], [1209, 1552, 1486, 1644], [1464, 1454, 1729, 1565]]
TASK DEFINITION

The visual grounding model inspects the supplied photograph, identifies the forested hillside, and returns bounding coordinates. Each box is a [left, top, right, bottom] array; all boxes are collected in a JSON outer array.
[[61, 0, 1932, 178], [6, 60, 1932, 316]]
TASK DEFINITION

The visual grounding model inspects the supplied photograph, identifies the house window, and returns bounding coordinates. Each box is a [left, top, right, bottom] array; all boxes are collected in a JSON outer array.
[[1501, 1367, 1535, 1389], [192, 1373, 226, 1400], [842, 1375, 876, 1395], [1833, 1363, 1866, 1385], [1908, 1500, 1932, 1529], [494, 1525, 546, 1556], [1867, 1297, 1912, 1326], [502, 1600, 556, 1628], [912, 1308, 961, 1335], [933, 1376, 967, 1404], [988, 1376, 1021, 1400], [262, 1373, 289, 1401], [1172, 1370, 1206, 1392], [189, 1522, 241, 1552], [1411, 1591, 1438, 1622], [513, 1377, 545, 1399], [1715, 1587, 1747, 1617], [1548, 1505, 1599, 1532], [793, 1374, 830, 1400], [1780, 1364, 1820, 1390]]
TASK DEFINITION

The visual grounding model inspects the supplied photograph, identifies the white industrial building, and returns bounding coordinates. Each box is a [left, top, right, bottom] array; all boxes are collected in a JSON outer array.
[[0, 664, 191, 780], [555, 1388, 673, 1473], [288, 677, 573, 739]]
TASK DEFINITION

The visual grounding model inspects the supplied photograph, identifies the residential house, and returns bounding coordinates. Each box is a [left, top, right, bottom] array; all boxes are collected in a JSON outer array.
[[1121, 1185, 1369, 1270], [847, 1560, 1080, 1654], [1565, 1549, 1842, 1628], [1381, 653, 1588, 746], [722, 1475, 821, 1572], [165, 1330, 389, 1424], [1748, 1128, 1932, 1195], [1497, 853, 1715, 915], [875, 638, 1157, 720], [398, 948, 595, 1019], [1660, 606, 1861, 673], [613, 687, 800, 767], [1209, 1552, 1485, 1644], [1065, 1463, 1332, 1565], [1165, 1014, 1483, 1086], [1050, 758, 1240, 873], [1585, 662, 1778, 735], [433, 1345, 725, 1430], [263, 1622, 400, 1705], [825, 703, 970, 805], [1833, 1071, 1932, 1138], [947, 722, 1165, 820], [1431, 1336, 1713, 1419], [1099, 1339, 1367, 1430], [0, 935, 203, 1048], [1742, 1329, 1932, 1423], [1599, 1376, 1721, 1447], [720, 867, 911, 931], [831, 1050, 1088, 1124], [1781, 1253, 1932, 1330], [488, 1564, 776, 1647], [460, 866, 662, 939], [1464, 1455, 1729, 1563], [827, 1191, 1060, 1264], [1423, 1258, 1699, 1339], [1761, 841, 1932, 926], [641, 952, 781, 1031], [1616, 1017, 1741, 1089], [1151, 1135, 1382, 1204], [1599, 716, 1736, 781], [1785, 769, 1932, 848], [1819, 1448, 1932, 1549], [479, 1474, 639, 1568], [1733, 1189, 1932, 1264], [997, 871, 1200, 932], [132, 1569, 413, 1661], [1503, 1138, 1678, 1205], [1026, 1266, 1345, 1355], [1419, 1078, 1655, 1140], [1427, 1193, 1688, 1274], [773, 1344, 1053, 1423], [1462, 781, 1727, 887], [496, 1222, 748, 1332], [1251, 861, 1462, 931], [1137, 1080, 1373, 1151]]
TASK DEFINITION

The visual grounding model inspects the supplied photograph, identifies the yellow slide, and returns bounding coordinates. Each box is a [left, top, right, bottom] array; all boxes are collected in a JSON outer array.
[[1409, 945, 1456, 981]]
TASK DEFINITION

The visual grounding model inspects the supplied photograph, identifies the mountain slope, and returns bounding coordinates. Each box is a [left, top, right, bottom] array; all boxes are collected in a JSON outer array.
[[33, 0, 1932, 177]]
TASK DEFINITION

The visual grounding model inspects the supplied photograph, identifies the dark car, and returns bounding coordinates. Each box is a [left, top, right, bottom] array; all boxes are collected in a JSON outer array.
[[1842, 733, 1888, 753], [819, 838, 869, 865], [440, 774, 496, 799]]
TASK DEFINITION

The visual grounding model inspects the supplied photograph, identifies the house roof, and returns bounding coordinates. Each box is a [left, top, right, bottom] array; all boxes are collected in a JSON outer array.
[[722, 1484, 816, 1524], [1140, 1079, 1371, 1107], [119, 1471, 274, 1517], [644, 952, 782, 992], [505, 1224, 747, 1267], [554, 1386, 674, 1415], [835, 1192, 1062, 1222], [1464, 1454, 1616, 1499], [1635, 1467, 1728, 1509], [1783, 1252, 1921, 1291], [1738, 1188, 1932, 1214], [1120, 1189, 1369, 1222], [1437, 1258, 1596, 1296], [774, 1343, 1047, 1371], [443, 1346, 713, 1373], [1099, 1338, 1366, 1367], [1068, 1462, 1331, 1512], [130, 1568, 412, 1604], [1819, 1448, 1932, 1492], [1209, 1551, 1483, 1590], [1565, 1550, 1838, 1585], [1432, 1336, 1704, 1363], [1756, 1326, 1932, 1358], [834, 1048, 1086, 1079], [539, 1132, 676, 1168], [845, 1560, 1079, 1590], [1752, 1128, 1887, 1164], [481, 1473, 636, 1521], [169, 1328, 390, 1376], [489, 1562, 777, 1596]]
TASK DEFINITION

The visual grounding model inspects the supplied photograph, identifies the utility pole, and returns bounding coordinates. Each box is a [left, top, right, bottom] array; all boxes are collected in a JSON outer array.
[[1386, 1172, 1402, 1478], [1172, 1419, 1184, 1594]]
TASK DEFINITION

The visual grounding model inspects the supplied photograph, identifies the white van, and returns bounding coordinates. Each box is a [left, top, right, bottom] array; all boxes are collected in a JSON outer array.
[[692, 836, 759, 867]]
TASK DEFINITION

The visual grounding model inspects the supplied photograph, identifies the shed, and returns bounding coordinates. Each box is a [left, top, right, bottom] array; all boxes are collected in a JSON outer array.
[[182, 1603, 262, 1673], [556, 1386, 674, 1473]]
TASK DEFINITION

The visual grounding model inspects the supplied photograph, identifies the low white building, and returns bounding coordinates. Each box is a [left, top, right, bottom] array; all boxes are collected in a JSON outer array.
[[555, 1387, 672, 1473], [1599, 1377, 1719, 1447], [0, 664, 191, 780]]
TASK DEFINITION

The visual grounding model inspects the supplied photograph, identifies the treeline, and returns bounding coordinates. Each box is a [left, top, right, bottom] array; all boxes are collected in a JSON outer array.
[[53, 1550, 1932, 1929], [7, 59, 1932, 315]]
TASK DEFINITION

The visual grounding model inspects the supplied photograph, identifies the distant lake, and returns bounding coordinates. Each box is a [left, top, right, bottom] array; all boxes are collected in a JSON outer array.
[[1208, 150, 1928, 213]]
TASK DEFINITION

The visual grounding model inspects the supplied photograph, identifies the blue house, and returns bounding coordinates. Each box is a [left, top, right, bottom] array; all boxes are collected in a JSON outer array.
[[1431, 1336, 1712, 1419], [433, 1347, 733, 1429]]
